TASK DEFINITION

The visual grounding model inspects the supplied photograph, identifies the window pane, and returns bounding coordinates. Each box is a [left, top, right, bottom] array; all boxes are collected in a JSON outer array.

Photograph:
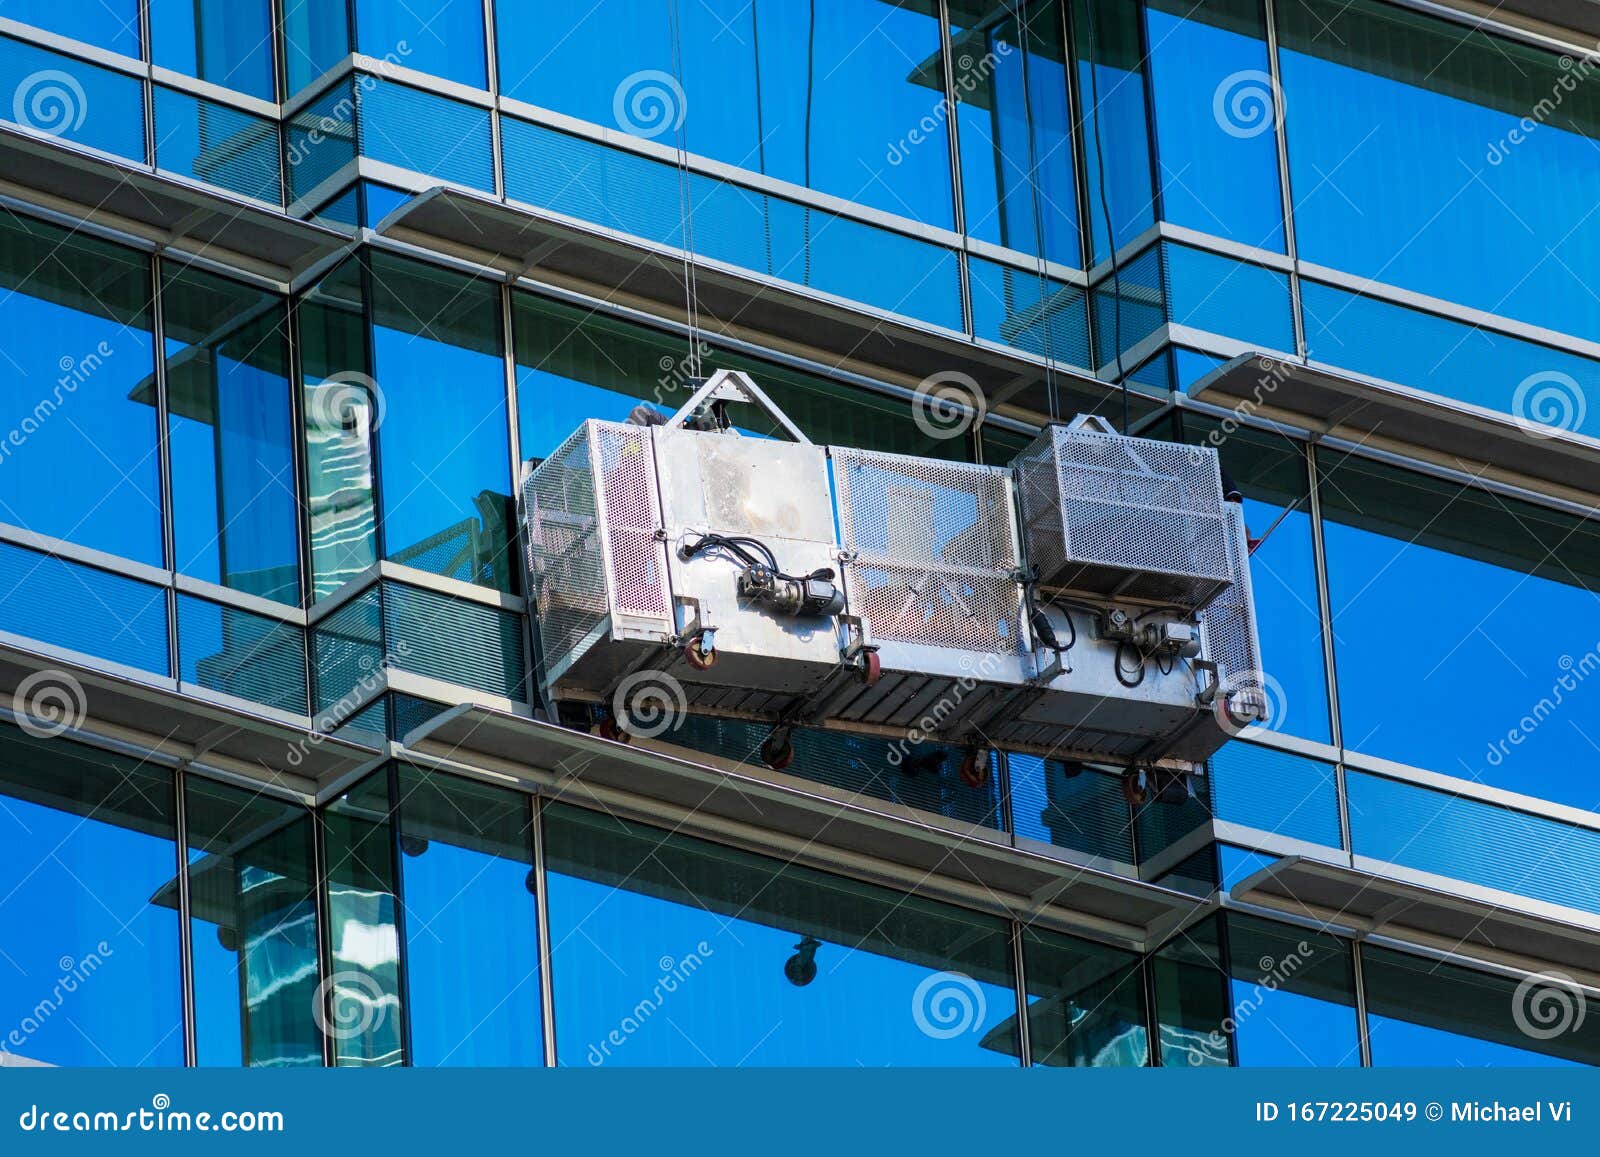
[[282, 0, 350, 96], [164, 264, 299, 603], [185, 777, 321, 1067], [1073, 0, 1155, 263], [357, 79, 495, 192], [0, 36, 146, 160], [0, 212, 161, 565], [356, 0, 484, 87], [149, 0, 275, 100], [498, 0, 954, 227], [1364, 946, 1600, 1066], [1022, 925, 1148, 1066], [300, 258, 377, 599], [154, 87, 282, 204], [368, 253, 512, 591], [1319, 450, 1600, 808], [0, 0, 140, 56], [323, 772, 404, 1066], [544, 804, 1017, 1066], [177, 595, 308, 715], [953, 0, 1079, 266], [1279, 0, 1600, 342], [1146, 0, 1283, 248], [0, 725, 182, 1066], [1150, 917, 1230, 1066], [1225, 916, 1357, 1066], [396, 767, 541, 1065], [1008, 754, 1134, 863]]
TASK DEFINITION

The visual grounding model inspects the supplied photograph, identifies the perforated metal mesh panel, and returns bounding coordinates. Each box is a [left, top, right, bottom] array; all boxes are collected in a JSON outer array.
[[1200, 504, 1264, 703], [1015, 424, 1234, 608], [590, 422, 669, 621], [831, 447, 1023, 653], [524, 424, 608, 673]]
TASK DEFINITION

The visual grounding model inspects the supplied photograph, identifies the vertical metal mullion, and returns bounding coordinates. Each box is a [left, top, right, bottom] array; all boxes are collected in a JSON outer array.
[[286, 294, 316, 711], [1140, 945, 1163, 1067], [483, 0, 505, 200], [357, 250, 387, 565], [1010, 918, 1032, 1066], [531, 794, 558, 1067], [173, 766, 198, 1066], [1132, 0, 1165, 228], [1261, 0, 1306, 360], [139, 0, 155, 168], [1305, 442, 1349, 857], [935, 0, 973, 338], [150, 255, 180, 681], [312, 805, 334, 1066], [1062, 0, 1099, 356], [1213, 911, 1240, 1067], [1350, 939, 1373, 1067], [385, 762, 414, 1065]]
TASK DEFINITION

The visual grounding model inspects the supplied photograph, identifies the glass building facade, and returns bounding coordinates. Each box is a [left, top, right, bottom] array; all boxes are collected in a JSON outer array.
[[0, 0, 1597, 1069]]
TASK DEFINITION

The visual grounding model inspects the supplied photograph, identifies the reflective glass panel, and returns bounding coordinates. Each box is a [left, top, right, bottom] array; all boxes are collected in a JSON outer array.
[[1022, 926, 1147, 1066], [0, 36, 146, 160], [1073, 0, 1155, 262], [164, 264, 299, 604], [149, 0, 275, 100], [1150, 917, 1230, 1066], [0, 0, 140, 56], [396, 768, 541, 1066], [0, 726, 182, 1066], [369, 253, 512, 592], [356, 0, 484, 87], [1364, 946, 1600, 1066], [185, 777, 321, 1067], [282, 0, 350, 96], [323, 772, 403, 1066], [1225, 916, 1357, 1066], [0, 212, 161, 565], [544, 804, 1017, 1066]]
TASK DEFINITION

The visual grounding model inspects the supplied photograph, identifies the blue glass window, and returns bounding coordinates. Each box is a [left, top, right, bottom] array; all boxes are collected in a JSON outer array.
[[954, 0, 1079, 266], [1022, 925, 1148, 1066], [163, 264, 300, 603], [1145, 0, 1284, 249], [969, 257, 1090, 367], [0, 726, 182, 1066], [149, 0, 275, 100], [1074, 0, 1156, 262], [544, 804, 1018, 1066], [368, 253, 512, 591], [0, 0, 140, 56], [356, 78, 494, 192], [355, 0, 484, 88], [0, 541, 169, 674], [185, 777, 321, 1067], [1279, 0, 1600, 342], [1165, 244, 1294, 353], [0, 212, 161, 565], [1225, 916, 1357, 1066], [396, 768, 542, 1066], [178, 596, 308, 715], [1210, 742, 1341, 848], [1150, 917, 1230, 1066], [0, 36, 146, 161], [282, 0, 350, 96], [1008, 755, 1134, 863], [1319, 450, 1600, 808], [154, 87, 282, 203]]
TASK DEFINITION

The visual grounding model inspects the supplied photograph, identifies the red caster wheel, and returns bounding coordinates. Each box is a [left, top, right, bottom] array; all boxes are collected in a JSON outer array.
[[684, 636, 717, 670], [597, 717, 631, 744], [1121, 768, 1149, 808], [760, 729, 795, 771], [959, 748, 990, 789], [857, 649, 881, 685]]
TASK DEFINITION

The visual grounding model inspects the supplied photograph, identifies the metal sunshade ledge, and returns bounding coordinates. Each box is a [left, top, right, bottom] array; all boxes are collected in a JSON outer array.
[[0, 640, 375, 797], [1230, 854, 1600, 989], [0, 125, 350, 283], [401, 703, 1209, 953], [1188, 353, 1600, 502], [374, 186, 1152, 429]]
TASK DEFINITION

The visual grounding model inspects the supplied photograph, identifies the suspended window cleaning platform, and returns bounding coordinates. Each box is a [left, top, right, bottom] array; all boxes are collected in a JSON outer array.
[[521, 370, 1267, 806]]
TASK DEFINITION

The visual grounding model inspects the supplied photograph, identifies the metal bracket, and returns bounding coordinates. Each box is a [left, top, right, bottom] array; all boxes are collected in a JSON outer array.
[[664, 369, 813, 444]]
